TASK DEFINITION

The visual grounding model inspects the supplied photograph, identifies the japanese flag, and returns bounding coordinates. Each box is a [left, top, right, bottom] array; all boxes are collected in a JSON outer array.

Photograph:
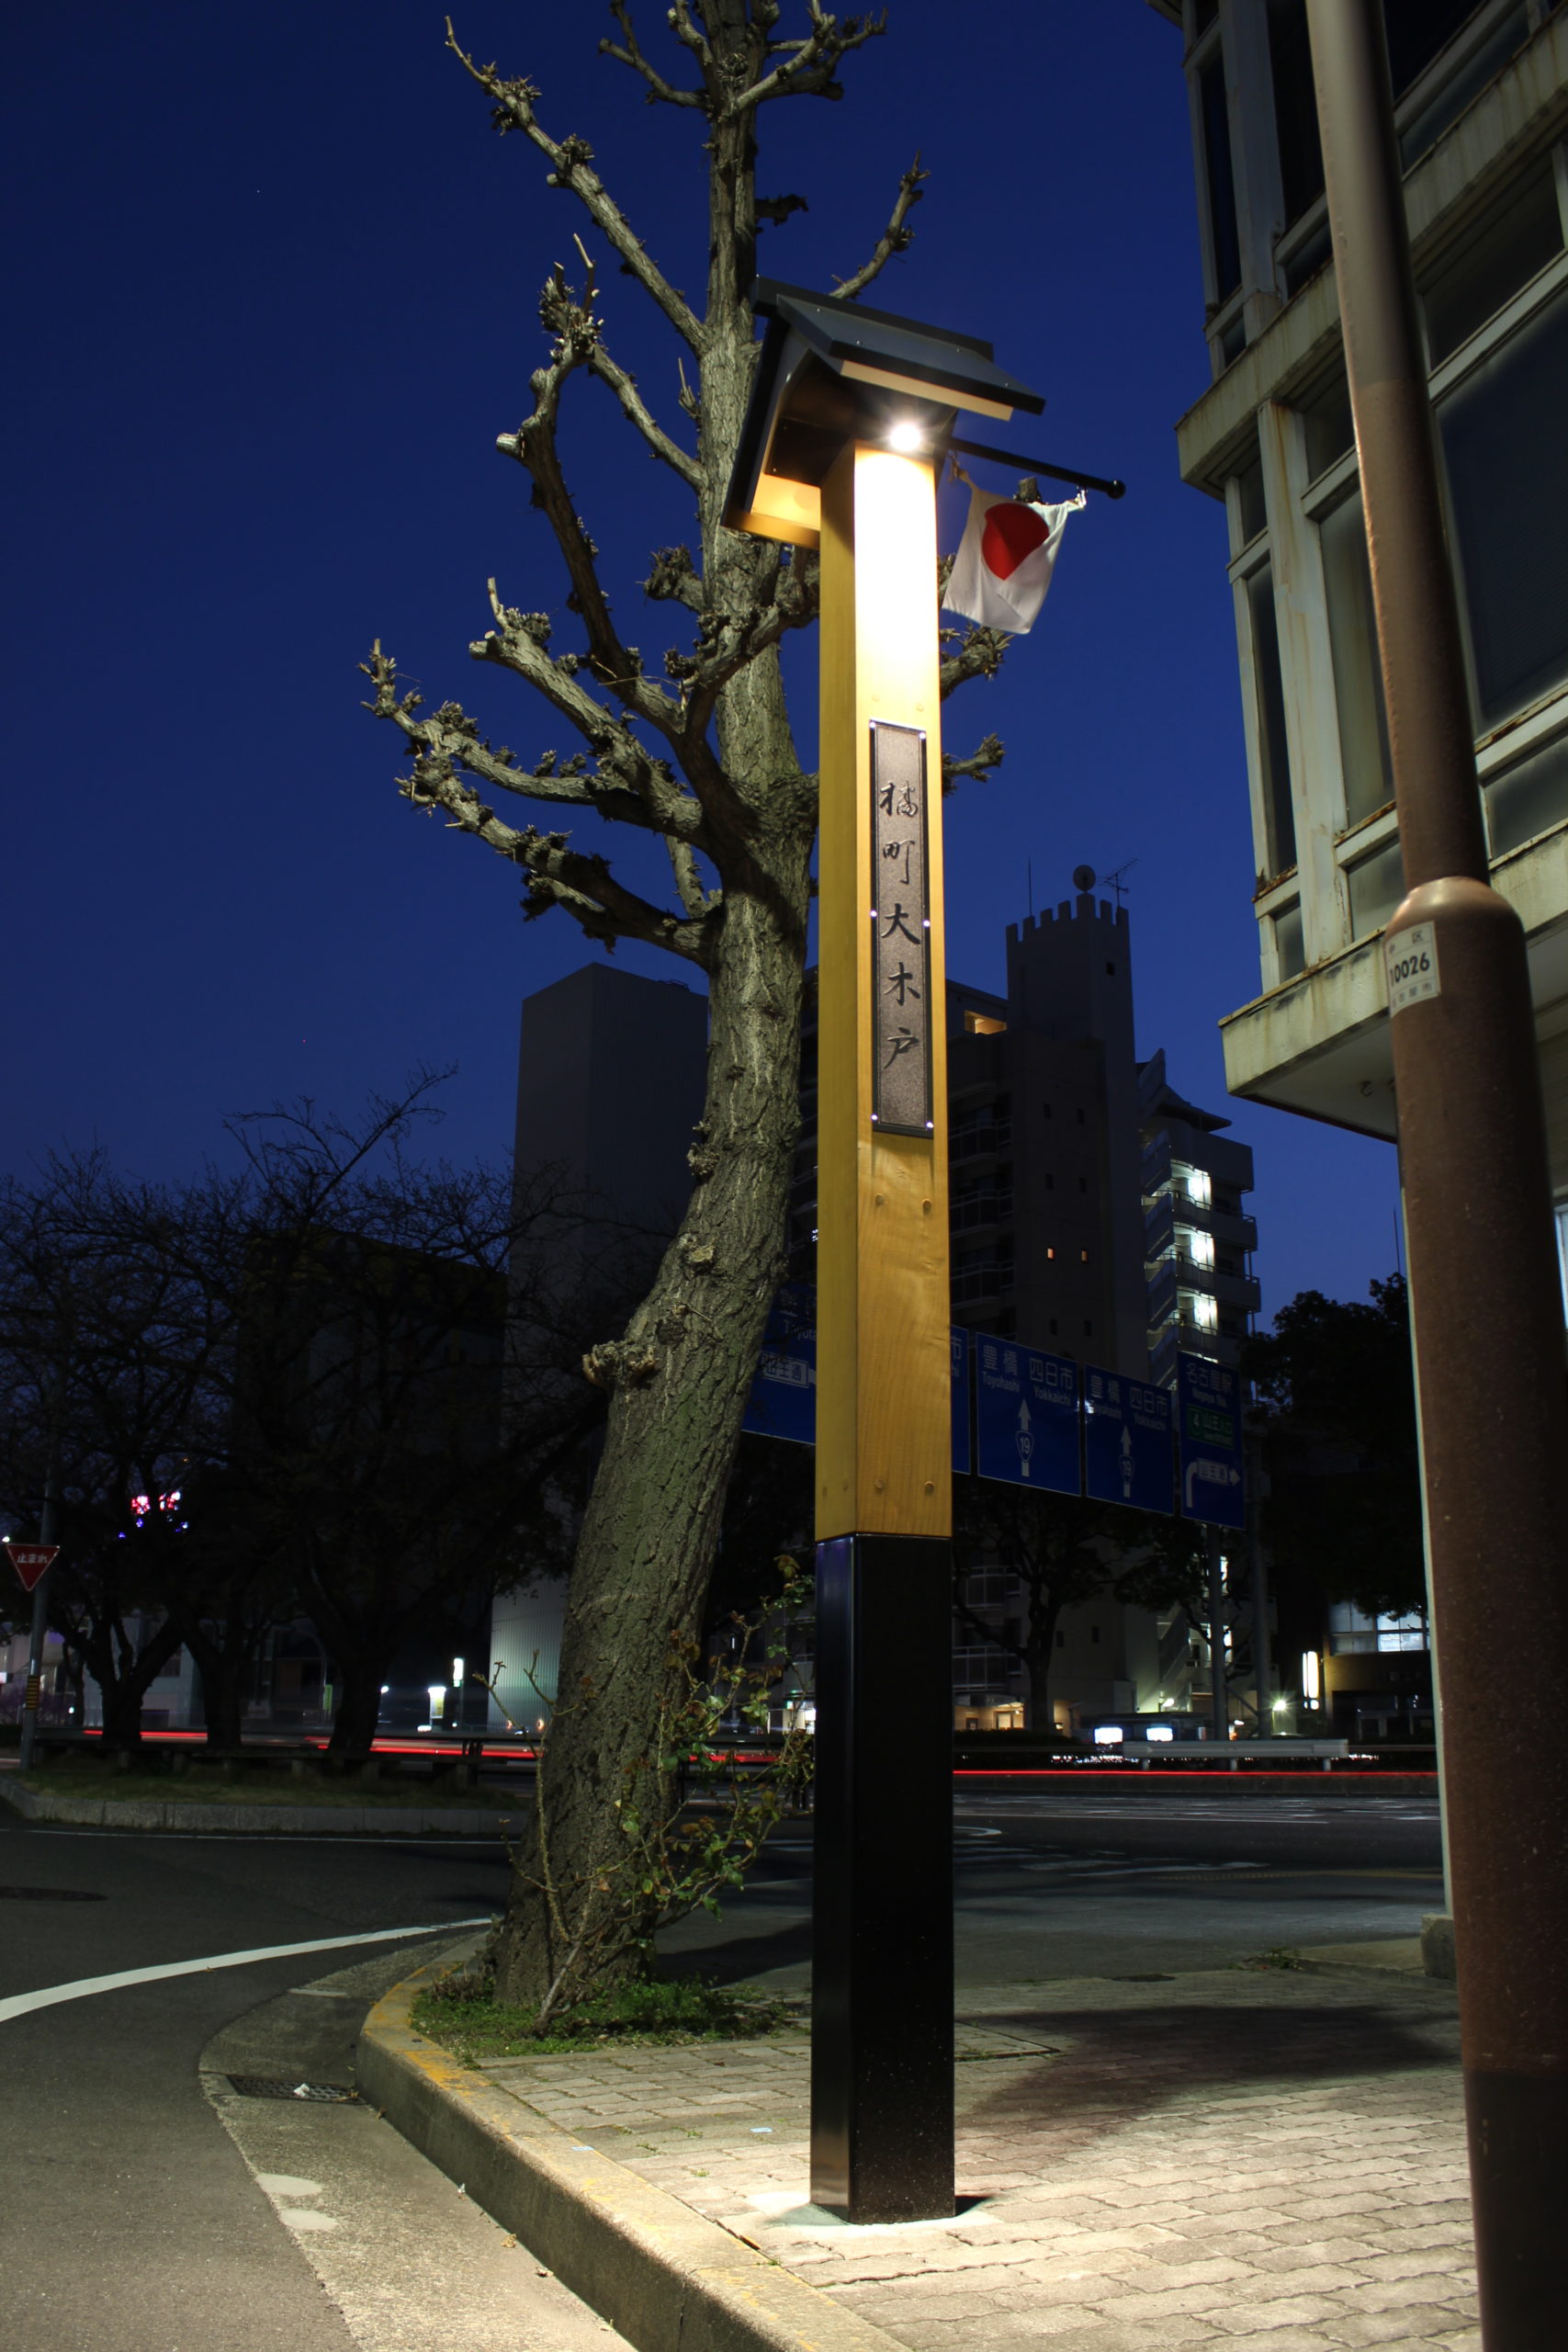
[[942, 486, 1082, 634]]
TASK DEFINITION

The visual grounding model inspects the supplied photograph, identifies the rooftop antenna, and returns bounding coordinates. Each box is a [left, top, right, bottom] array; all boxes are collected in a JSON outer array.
[[1105, 857, 1139, 908]]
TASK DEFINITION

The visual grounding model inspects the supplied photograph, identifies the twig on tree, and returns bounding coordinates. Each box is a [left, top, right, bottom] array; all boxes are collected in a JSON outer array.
[[942, 733, 1005, 793], [446, 18, 704, 353], [834, 153, 928, 299], [600, 4, 705, 107]]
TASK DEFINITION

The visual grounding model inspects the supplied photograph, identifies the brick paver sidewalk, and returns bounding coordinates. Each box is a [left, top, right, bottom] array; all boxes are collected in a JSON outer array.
[[480, 1965, 1476, 2351]]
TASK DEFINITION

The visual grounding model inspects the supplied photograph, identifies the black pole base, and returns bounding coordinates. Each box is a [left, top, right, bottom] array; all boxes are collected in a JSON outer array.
[[810, 1532, 954, 2223]]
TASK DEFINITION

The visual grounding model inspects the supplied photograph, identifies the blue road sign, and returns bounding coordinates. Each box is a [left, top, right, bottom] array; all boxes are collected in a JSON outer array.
[[1177, 1354, 1245, 1529], [742, 1286, 816, 1446], [1083, 1363, 1176, 1514], [951, 1328, 972, 1475], [973, 1335, 1079, 1494]]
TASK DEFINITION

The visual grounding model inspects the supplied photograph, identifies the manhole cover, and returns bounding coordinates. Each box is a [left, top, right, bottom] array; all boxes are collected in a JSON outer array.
[[226, 2076, 356, 2103], [0, 1886, 107, 1903]]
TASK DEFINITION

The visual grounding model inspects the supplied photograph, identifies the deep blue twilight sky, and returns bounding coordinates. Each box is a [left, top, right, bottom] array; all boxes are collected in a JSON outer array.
[[5, 1, 1400, 1320]]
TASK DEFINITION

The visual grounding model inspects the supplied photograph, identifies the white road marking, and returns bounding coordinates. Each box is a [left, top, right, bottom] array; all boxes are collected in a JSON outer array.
[[257, 2174, 322, 2196], [0, 1917, 490, 2026]]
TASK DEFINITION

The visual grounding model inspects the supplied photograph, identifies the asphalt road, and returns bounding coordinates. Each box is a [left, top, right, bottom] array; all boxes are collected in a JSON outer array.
[[0, 1787, 1442, 2349], [662, 1786, 1447, 1986], [0, 1805, 627, 2352]]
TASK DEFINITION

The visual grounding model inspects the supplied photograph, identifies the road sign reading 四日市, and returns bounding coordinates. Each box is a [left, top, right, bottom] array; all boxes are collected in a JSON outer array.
[[6, 1544, 59, 1594], [742, 1285, 817, 1446], [973, 1336, 1079, 1493], [1176, 1354, 1245, 1529], [951, 1328, 972, 1475], [1082, 1364, 1175, 1514]]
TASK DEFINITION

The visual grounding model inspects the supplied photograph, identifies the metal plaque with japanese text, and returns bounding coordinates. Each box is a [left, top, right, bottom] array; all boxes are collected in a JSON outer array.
[[869, 720, 933, 1137]]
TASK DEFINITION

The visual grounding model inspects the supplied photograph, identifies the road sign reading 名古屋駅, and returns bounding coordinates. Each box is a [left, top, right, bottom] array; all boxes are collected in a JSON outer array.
[[1177, 1354, 1245, 1529], [1082, 1364, 1175, 1513], [973, 1336, 1079, 1493], [742, 1286, 817, 1445]]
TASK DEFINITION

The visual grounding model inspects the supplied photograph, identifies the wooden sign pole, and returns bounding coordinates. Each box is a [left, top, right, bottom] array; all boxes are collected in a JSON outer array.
[[810, 437, 955, 2223]]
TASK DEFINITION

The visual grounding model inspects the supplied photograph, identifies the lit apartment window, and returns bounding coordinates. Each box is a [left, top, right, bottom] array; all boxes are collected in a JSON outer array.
[[964, 1009, 1007, 1035]]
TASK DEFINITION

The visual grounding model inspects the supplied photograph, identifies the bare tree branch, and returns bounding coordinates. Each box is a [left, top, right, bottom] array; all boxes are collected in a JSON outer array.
[[666, 834, 719, 919], [939, 624, 1011, 700], [834, 152, 927, 300], [586, 342, 702, 489], [363, 641, 705, 848], [726, 2, 889, 111], [516, 831, 717, 966], [942, 732, 1005, 794], [446, 18, 704, 353], [600, 3, 706, 107]]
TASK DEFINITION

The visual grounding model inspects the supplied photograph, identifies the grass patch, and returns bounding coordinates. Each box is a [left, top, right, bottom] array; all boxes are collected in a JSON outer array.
[[1232, 1945, 1304, 1972], [17, 1754, 528, 1810], [412, 1962, 797, 2063]]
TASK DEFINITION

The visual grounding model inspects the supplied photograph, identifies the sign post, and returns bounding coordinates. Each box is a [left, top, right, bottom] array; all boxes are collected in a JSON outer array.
[[7, 1538, 60, 1772], [725, 280, 1045, 2223]]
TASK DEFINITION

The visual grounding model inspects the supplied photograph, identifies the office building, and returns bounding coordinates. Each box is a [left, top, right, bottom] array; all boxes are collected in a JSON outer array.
[[1145, 0, 1568, 1282]]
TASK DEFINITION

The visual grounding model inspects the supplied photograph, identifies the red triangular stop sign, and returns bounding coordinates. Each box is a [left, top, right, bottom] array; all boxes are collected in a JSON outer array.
[[7, 1544, 58, 1593]]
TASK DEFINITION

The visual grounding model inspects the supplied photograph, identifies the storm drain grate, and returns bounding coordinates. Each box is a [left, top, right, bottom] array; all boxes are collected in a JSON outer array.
[[0, 1885, 106, 1902], [226, 2075, 357, 2103]]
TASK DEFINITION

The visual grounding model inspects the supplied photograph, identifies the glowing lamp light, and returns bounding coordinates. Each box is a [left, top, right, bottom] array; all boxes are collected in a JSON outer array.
[[1092, 1724, 1124, 1746], [1302, 1650, 1322, 1704], [886, 417, 926, 454], [427, 1683, 445, 1721]]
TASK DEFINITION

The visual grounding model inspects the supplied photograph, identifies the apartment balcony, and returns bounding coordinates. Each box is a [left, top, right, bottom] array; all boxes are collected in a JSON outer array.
[[952, 1261, 1015, 1305], [952, 1190, 1012, 1233], [951, 1118, 1012, 1162], [1173, 1259, 1261, 1314], [1145, 1259, 1177, 1323]]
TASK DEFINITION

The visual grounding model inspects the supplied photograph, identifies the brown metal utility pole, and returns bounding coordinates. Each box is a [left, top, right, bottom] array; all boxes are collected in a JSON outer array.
[[1303, 5, 1568, 2341]]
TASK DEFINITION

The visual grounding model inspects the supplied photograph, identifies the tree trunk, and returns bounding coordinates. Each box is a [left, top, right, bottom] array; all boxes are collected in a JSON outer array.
[[327, 1647, 394, 1760], [1023, 1605, 1063, 1738]]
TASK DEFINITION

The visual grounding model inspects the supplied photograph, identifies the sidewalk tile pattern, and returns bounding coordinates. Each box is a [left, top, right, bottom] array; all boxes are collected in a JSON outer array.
[[481, 1970, 1474, 2351]]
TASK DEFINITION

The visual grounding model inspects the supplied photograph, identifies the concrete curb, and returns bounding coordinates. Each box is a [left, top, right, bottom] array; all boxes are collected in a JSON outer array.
[[0, 1777, 519, 1838], [355, 1951, 907, 2352]]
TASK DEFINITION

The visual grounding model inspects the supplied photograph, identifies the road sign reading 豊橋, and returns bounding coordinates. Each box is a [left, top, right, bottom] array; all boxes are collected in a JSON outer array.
[[742, 1285, 817, 1445], [973, 1335, 1079, 1493], [1082, 1364, 1175, 1514], [951, 1328, 972, 1475], [1177, 1354, 1244, 1529]]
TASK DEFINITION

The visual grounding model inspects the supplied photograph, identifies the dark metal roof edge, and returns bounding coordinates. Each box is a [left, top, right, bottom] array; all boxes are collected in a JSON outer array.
[[751, 277, 997, 357]]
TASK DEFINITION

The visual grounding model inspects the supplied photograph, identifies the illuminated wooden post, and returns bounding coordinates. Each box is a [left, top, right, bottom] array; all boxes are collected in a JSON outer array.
[[724, 281, 1043, 2222], [810, 438, 955, 2222]]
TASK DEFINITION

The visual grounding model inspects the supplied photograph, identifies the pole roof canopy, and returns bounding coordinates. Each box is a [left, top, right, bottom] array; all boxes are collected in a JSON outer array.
[[724, 278, 1045, 549]]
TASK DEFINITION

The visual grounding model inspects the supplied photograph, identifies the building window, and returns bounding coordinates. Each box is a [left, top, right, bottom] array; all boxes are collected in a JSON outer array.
[[1440, 288, 1568, 729], [1301, 368, 1355, 481], [1272, 899, 1305, 980], [1421, 154, 1562, 369], [1247, 563, 1297, 874], [1485, 730, 1568, 856], [1234, 444, 1269, 545], [1199, 49, 1241, 303], [1319, 489, 1393, 827], [964, 1008, 1007, 1035], [1267, 0, 1324, 229], [1347, 835, 1407, 937]]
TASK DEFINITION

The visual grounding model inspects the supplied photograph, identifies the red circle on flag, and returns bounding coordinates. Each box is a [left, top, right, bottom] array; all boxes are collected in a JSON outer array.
[[980, 503, 1050, 581]]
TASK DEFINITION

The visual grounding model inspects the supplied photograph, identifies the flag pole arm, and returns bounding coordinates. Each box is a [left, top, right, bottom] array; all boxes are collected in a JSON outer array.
[[948, 435, 1126, 499]]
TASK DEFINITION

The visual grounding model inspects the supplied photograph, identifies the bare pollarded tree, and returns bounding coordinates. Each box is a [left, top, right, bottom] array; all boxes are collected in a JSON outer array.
[[366, 3, 1010, 2010]]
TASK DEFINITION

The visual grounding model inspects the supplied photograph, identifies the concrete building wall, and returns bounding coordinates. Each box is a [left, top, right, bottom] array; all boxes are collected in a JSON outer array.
[[1151, 0, 1568, 1279]]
